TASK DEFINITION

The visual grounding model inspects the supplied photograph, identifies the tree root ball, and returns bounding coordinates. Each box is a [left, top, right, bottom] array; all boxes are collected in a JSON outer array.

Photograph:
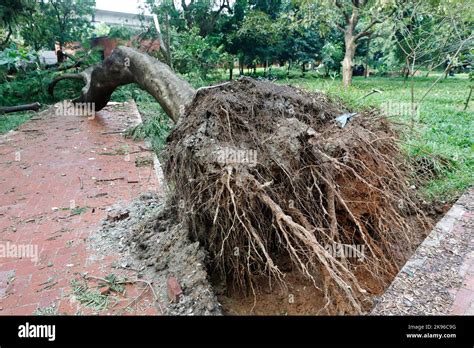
[[163, 77, 430, 313]]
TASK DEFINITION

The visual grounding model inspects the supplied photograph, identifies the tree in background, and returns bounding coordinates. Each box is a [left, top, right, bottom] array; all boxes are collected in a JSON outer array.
[[275, 2, 325, 76], [0, 0, 35, 49], [331, 0, 391, 87], [234, 10, 281, 74], [388, 0, 473, 126], [19, 0, 95, 54], [390, 0, 473, 79]]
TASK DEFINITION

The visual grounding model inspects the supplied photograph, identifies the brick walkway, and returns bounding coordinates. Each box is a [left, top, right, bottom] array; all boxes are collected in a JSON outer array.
[[0, 102, 160, 315], [372, 188, 473, 315]]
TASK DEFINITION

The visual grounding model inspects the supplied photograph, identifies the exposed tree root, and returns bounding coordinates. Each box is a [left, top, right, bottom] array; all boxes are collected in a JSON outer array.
[[163, 78, 430, 313]]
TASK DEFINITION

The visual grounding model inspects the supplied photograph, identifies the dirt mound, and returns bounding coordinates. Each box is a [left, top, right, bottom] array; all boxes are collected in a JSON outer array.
[[126, 202, 221, 315], [90, 193, 221, 315], [162, 77, 430, 313]]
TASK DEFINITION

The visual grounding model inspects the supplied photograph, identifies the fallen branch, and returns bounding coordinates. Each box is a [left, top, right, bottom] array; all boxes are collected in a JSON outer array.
[[0, 102, 41, 114], [95, 177, 125, 182]]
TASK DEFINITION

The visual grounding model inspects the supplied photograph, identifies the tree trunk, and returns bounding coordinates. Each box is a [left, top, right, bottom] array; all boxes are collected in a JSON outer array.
[[152, 14, 173, 70], [425, 64, 432, 77], [339, 5, 363, 88], [364, 36, 371, 78], [342, 35, 356, 88], [49, 46, 195, 123]]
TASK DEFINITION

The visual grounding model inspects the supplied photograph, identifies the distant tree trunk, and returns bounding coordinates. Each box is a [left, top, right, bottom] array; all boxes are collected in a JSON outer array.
[[342, 33, 356, 87], [335, 1, 381, 87], [238, 56, 244, 75], [153, 14, 173, 69], [425, 64, 432, 77], [229, 66, 233, 80], [444, 66, 452, 79], [364, 35, 371, 78]]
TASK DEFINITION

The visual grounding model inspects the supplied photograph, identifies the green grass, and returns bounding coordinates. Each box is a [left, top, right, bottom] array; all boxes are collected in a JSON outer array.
[[128, 105, 171, 151], [0, 73, 84, 134], [275, 73, 473, 202], [0, 110, 36, 133]]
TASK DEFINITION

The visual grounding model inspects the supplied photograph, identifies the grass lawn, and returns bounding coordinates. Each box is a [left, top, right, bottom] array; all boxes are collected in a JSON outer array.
[[277, 74, 473, 202], [0, 110, 36, 134]]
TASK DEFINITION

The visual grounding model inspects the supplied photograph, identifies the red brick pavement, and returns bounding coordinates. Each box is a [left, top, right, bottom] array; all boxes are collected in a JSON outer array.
[[0, 102, 160, 315], [372, 188, 473, 315], [449, 210, 474, 315]]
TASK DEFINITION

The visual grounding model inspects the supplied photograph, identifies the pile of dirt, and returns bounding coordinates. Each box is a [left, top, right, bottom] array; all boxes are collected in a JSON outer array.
[[161, 77, 431, 313], [89, 193, 221, 315]]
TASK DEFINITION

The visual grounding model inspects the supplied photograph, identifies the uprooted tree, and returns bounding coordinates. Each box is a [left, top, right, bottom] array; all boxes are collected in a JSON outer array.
[[50, 46, 430, 313]]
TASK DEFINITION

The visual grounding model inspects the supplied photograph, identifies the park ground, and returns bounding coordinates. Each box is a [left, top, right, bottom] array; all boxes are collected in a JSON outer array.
[[0, 71, 472, 315]]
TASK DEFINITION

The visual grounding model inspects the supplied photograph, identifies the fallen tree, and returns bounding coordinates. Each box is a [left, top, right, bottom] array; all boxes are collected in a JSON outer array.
[[49, 46, 430, 313], [48, 46, 194, 123]]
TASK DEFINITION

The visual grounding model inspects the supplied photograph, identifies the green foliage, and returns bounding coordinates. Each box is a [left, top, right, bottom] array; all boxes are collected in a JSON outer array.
[[19, 0, 95, 50], [127, 102, 173, 152], [92, 22, 111, 37], [0, 110, 33, 134], [34, 305, 59, 316], [107, 25, 141, 41], [172, 27, 226, 79], [235, 11, 281, 66], [0, 45, 38, 78], [0, 46, 102, 112], [0, 68, 84, 106], [320, 41, 344, 75], [0, 0, 35, 49], [70, 279, 109, 311]]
